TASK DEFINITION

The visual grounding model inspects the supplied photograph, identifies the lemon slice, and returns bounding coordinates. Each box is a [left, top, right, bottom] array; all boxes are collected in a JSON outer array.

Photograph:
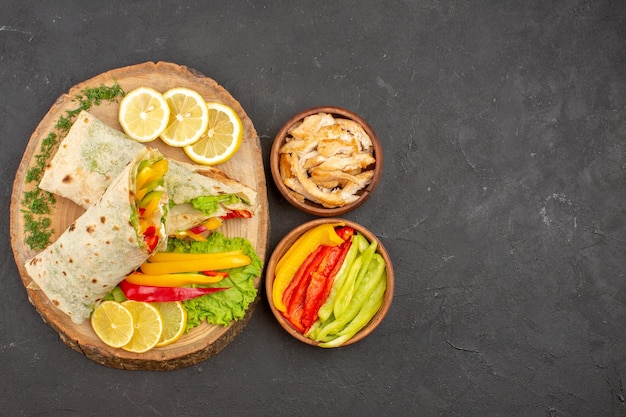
[[160, 87, 209, 147], [90, 301, 134, 348], [121, 300, 163, 353], [118, 87, 170, 142], [183, 102, 243, 165], [153, 301, 187, 347]]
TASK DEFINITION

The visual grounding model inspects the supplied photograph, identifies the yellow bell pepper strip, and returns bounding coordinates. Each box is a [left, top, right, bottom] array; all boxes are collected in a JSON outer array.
[[148, 250, 244, 263], [136, 159, 168, 190], [135, 158, 168, 252], [181, 229, 207, 242], [124, 271, 225, 287], [272, 223, 345, 312], [140, 253, 251, 275], [118, 279, 229, 302]]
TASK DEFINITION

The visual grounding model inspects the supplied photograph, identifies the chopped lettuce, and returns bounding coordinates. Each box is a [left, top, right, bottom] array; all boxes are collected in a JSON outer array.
[[166, 232, 262, 330], [190, 194, 244, 216]]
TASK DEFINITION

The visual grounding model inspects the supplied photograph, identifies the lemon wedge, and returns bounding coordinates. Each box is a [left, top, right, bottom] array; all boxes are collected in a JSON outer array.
[[118, 87, 170, 142], [160, 87, 209, 147], [183, 102, 243, 165], [153, 301, 187, 347], [121, 300, 163, 353], [90, 301, 134, 348]]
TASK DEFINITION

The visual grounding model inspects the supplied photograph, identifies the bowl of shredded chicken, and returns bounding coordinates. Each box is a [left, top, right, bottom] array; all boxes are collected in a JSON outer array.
[[270, 106, 382, 216]]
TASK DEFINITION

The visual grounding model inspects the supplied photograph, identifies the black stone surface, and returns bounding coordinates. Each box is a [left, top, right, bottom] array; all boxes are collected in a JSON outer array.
[[2, 1, 625, 416]]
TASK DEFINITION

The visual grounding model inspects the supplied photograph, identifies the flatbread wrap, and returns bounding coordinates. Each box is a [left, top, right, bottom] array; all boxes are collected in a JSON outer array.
[[25, 148, 169, 323], [39, 111, 257, 236]]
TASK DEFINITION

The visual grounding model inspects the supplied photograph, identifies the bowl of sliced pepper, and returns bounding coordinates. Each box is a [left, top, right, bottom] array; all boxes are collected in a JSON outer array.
[[265, 218, 394, 347]]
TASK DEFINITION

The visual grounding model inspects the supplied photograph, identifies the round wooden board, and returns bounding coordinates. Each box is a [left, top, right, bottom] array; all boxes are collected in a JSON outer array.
[[9, 61, 269, 370]]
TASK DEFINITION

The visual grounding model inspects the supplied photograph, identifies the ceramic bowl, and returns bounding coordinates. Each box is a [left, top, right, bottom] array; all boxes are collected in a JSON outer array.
[[265, 218, 394, 347], [270, 106, 382, 216]]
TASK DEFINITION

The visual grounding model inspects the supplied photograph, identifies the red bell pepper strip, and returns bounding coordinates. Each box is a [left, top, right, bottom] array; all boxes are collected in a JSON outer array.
[[334, 226, 355, 241], [280, 226, 355, 333], [282, 245, 326, 308], [188, 224, 208, 235], [143, 225, 159, 252], [300, 243, 348, 331], [302, 240, 353, 331], [323, 240, 352, 301], [286, 245, 344, 332], [201, 270, 229, 278], [118, 280, 229, 302], [281, 246, 330, 333], [221, 210, 253, 220]]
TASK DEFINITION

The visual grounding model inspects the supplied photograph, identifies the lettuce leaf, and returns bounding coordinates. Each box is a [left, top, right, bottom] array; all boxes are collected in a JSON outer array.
[[166, 232, 262, 330], [190, 194, 243, 216]]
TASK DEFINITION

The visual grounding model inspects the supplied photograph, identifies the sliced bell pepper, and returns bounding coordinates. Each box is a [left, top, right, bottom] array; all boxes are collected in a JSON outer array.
[[136, 159, 168, 191], [182, 229, 208, 242], [143, 234, 159, 252], [136, 176, 164, 200], [281, 245, 326, 308], [124, 271, 226, 287], [118, 279, 229, 302], [334, 226, 355, 241], [201, 271, 229, 278], [272, 223, 345, 312], [281, 246, 331, 332], [300, 245, 345, 332], [333, 238, 378, 318], [187, 217, 223, 236], [318, 271, 387, 348], [314, 253, 386, 341], [139, 253, 251, 275], [148, 250, 244, 263], [316, 237, 361, 323], [301, 239, 353, 331], [221, 210, 253, 220]]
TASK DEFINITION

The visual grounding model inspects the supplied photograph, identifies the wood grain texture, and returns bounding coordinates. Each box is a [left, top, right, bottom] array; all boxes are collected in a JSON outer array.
[[9, 61, 269, 370]]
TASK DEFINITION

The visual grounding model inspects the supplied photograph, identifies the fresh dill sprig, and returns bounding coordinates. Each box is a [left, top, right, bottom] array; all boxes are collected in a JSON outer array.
[[21, 81, 125, 250], [22, 212, 53, 252]]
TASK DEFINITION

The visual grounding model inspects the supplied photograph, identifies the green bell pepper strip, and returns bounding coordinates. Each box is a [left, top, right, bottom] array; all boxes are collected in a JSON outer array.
[[333, 238, 378, 318], [318, 271, 387, 348], [314, 253, 386, 341]]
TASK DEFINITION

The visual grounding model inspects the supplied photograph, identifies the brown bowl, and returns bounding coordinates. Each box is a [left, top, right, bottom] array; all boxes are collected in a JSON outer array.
[[265, 218, 394, 347], [270, 106, 383, 217]]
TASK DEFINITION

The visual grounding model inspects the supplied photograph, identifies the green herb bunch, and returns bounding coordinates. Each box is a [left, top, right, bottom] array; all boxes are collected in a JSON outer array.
[[22, 82, 125, 250]]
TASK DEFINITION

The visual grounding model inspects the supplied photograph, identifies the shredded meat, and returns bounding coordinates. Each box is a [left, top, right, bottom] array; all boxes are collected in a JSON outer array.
[[278, 113, 376, 208]]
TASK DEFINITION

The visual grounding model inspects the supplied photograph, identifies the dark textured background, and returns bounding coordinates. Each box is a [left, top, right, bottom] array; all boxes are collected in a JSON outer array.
[[2, 1, 626, 416]]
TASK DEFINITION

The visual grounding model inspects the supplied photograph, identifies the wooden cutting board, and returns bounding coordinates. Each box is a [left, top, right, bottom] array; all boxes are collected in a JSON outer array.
[[9, 61, 269, 370]]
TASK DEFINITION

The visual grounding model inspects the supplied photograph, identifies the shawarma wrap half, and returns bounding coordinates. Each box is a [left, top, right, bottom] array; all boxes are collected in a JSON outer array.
[[39, 111, 258, 236], [25, 148, 169, 323]]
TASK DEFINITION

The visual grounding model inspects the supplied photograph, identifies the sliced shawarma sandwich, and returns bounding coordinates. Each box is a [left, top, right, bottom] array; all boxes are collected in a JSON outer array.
[[39, 111, 257, 238], [25, 148, 169, 323]]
